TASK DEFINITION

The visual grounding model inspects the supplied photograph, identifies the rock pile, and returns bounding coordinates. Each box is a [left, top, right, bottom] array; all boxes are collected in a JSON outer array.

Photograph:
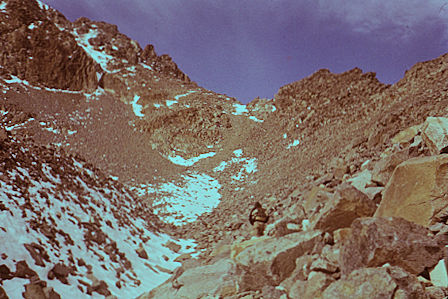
[[139, 115, 448, 298]]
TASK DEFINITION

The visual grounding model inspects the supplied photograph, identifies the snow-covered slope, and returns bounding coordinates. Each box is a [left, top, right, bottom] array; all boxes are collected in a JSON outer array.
[[0, 129, 195, 298]]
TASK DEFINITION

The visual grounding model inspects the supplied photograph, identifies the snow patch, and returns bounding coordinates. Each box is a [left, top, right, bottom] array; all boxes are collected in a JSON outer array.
[[232, 103, 264, 122], [146, 172, 222, 226], [174, 90, 197, 100], [0, 2, 6, 12], [166, 151, 216, 167], [2, 75, 83, 94], [35, 0, 49, 10], [72, 28, 115, 72], [132, 94, 145, 117], [232, 103, 248, 115], [165, 99, 177, 107], [233, 149, 243, 157], [249, 115, 264, 123], [140, 63, 153, 70], [287, 139, 300, 149], [84, 88, 105, 101], [4, 117, 34, 132], [214, 149, 258, 182], [3, 75, 31, 86]]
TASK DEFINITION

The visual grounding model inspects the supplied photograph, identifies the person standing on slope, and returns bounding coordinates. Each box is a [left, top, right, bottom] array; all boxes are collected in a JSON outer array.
[[249, 202, 269, 237]]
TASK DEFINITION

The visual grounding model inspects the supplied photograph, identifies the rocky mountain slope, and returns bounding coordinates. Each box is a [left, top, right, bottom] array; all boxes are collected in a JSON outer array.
[[2, 0, 448, 298], [0, 107, 196, 298]]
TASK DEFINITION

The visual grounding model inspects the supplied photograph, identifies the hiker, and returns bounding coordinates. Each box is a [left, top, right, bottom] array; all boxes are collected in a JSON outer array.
[[249, 202, 269, 236]]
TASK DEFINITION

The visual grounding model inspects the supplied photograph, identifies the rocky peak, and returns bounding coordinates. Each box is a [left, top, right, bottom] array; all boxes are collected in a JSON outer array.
[[71, 16, 142, 67], [0, 0, 100, 91], [274, 67, 388, 111], [69, 14, 190, 82], [0, 0, 191, 94], [141, 44, 158, 61]]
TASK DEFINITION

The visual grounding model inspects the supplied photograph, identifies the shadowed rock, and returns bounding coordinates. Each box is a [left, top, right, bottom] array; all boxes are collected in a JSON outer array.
[[311, 184, 376, 233], [340, 217, 443, 276], [233, 230, 324, 289], [0, 0, 98, 91]]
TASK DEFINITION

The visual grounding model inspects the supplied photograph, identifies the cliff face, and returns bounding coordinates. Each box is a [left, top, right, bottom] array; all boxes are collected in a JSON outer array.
[[2, 0, 448, 298], [0, 0, 190, 92], [0, 0, 99, 91]]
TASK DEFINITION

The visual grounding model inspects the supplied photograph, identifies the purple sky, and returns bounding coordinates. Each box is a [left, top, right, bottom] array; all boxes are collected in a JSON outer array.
[[43, 0, 448, 103]]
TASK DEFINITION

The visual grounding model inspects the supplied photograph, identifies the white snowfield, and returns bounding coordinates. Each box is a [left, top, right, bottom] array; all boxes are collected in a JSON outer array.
[[165, 151, 216, 167], [132, 172, 222, 226], [174, 90, 197, 100], [214, 149, 258, 182], [165, 99, 177, 107], [0, 2, 6, 13], [150, 91, 198, 110], [0, 145, 196, 298], [287, 139, 300, 149], [132, 94, 145, 117]]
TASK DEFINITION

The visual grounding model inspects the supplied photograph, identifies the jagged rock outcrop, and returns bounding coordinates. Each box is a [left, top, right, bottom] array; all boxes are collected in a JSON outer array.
[[0, 0, 99, 91], [273, 67, 388, 130], [73, 16, 142, 66]]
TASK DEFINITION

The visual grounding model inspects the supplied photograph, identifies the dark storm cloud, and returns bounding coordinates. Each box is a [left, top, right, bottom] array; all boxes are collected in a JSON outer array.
[[43, 0, 448, 103]]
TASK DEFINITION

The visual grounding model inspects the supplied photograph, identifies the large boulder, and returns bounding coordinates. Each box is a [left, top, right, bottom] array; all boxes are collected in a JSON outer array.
[[322, 266, 428, 299], [340, 217, 443, 276], [390, 124, 422, 146], [311, 184, 376, 232], [374, 155, 448, 226], [139, 259, 239, 299], [232, 230, 324, 289], [371, 149, 410, 186], [303, 185, 334, 215], [421, 117, 448, 155], [289, 271, 335, 299]]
